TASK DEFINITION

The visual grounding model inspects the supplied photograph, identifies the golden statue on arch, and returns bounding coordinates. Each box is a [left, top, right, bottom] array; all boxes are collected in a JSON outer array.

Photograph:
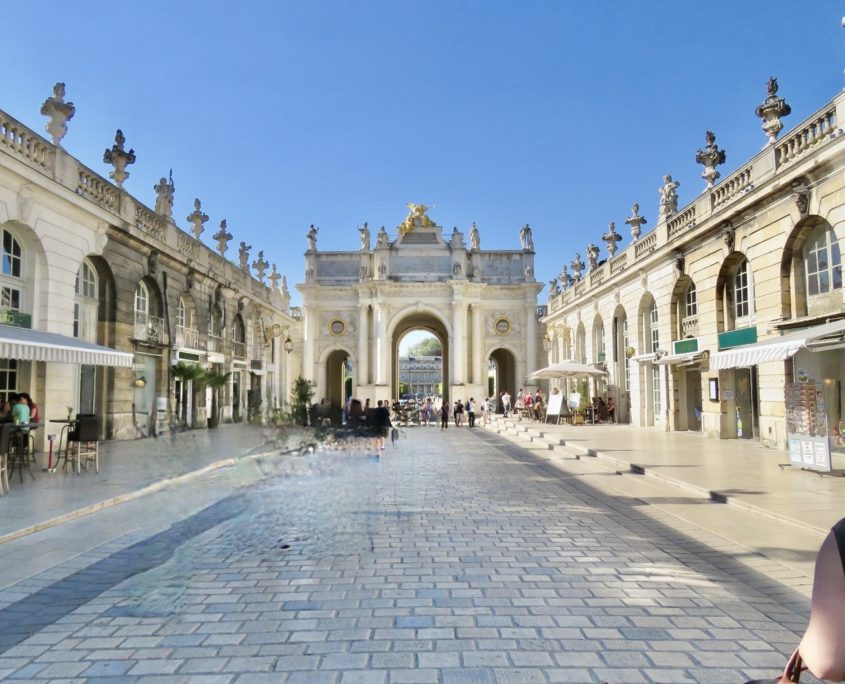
[[398, 203, 436, 236]]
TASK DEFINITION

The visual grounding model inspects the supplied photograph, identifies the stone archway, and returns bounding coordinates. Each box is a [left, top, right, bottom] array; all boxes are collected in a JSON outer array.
[[324, 348, 350, 411], [489, 347, 517, 413], [390, 311, 450, 403]]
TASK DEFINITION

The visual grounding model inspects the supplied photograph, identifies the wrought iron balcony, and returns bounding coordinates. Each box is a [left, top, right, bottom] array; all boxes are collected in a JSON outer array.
[[174, 325, 202, 350], [133, 311, 165, 344], [681, 315, 699, 339], [207, 334, 229, 354], [232, 340, 247, 360]]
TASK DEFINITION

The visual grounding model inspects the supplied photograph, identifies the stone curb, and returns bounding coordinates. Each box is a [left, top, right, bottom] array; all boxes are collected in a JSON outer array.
[[0, 445, 282, 546], [488, 418, 829, 537]]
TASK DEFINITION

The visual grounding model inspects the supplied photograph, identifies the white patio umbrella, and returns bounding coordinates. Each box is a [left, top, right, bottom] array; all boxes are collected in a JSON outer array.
[[530, 360, 609, 380]]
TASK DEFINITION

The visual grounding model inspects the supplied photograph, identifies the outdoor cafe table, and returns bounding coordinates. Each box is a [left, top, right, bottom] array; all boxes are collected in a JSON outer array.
[[49, 419, 78, 471]]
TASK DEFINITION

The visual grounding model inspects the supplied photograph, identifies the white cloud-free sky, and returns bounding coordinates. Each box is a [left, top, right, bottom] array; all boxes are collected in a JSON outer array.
[[3, 2, 843, 304]]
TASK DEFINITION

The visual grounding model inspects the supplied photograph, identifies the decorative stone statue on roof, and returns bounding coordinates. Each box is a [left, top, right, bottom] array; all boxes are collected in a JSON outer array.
[[186, 198, 209, 240], [586, 244, 600, 270], [625, 203, 647, 241], [695, 131, 727, 189], [519, 224, 534, 251], [376, 226, 390, 248], [658, 175, 680, 218], [548, 278, 560, 296], [570, 253, 585, 281], [450, 227, 465, 250], [306, 225, 319, 252], [601, 222, 622, 257], [755, 77, 792, 145], [469, 222, 481, 251], [398, 203, 435, 235], [238, 242, 252, 272], [558, 264, 573, 290], [154, 170, 175, 219], [103, 130, 136, 188], [40, 83, 75, 146], [358, 223, 370, 251], [252, 251, 268, 283], [281, 275, 290, 298], [269, 264, 281, 290], [213, 220, 233, 257]]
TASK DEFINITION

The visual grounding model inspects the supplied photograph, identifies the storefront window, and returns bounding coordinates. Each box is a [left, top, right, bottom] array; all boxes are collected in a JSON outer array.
[[804, 227, 842, 296]]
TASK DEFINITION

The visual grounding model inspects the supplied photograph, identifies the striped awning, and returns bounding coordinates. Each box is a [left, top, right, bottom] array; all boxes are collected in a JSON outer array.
[[0, 325, 133, 367]]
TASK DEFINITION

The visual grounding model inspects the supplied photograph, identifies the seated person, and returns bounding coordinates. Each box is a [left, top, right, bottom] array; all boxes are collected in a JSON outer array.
[[11, 394, 30, 431], [20, 393, 38, 423], [606, 397, 616, 421]]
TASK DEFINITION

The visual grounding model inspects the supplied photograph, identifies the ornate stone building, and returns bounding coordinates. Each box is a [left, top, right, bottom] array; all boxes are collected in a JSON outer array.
[[542, 78, 845, 457], [0, 86, 299, 443], [298, 206, 544, 408]]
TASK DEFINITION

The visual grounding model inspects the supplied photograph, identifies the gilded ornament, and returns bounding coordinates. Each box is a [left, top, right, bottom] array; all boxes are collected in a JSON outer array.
[[398, 203, 435, 236]]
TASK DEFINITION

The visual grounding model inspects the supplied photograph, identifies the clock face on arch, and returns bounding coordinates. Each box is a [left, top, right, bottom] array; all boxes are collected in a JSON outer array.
[[494, 318, 511, 335], [329, 319, 346, 336]]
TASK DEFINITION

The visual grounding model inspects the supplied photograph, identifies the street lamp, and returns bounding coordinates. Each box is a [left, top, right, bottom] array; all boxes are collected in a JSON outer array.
[[284, 337, 294, 354]]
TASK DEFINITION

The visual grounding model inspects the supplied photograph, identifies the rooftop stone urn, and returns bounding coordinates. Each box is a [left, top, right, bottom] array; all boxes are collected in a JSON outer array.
[[40, 83, 75, 147], [695, 131, 727, 190], [755, 77, 792, 145], [103, 130, 136, 188]]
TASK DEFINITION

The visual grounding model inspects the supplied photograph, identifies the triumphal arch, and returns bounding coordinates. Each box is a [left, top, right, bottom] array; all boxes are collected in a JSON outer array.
[[297, 205, 544, 408]]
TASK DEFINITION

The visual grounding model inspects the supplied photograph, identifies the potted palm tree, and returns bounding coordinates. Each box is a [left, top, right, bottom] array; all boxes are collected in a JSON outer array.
[[203, 369, 231, 428], [170, 361, 207, 427]]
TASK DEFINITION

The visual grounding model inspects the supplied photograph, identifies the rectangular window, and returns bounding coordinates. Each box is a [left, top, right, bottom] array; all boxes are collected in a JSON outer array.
[[1, 287, 21, 310], [73, 303, 80, 338], [2, 231, 21, 278]]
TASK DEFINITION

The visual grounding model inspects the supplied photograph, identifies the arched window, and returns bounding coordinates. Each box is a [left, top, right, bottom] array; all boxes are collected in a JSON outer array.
[[0, 229, 24, 311], [73, 259, 99, 340], [734, 260, 752, 320], [682, 282, 698, 338], [804, 226, 842, 296], [134, 282, 149, 316], [647, 301, 661, 415]]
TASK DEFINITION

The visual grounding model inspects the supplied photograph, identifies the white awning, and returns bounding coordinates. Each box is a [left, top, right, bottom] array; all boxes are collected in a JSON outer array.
[[0, 325, 133, 367], [654, 351, 708, 366], [630, 352, 658, 363], [710, 319, 845, 370]]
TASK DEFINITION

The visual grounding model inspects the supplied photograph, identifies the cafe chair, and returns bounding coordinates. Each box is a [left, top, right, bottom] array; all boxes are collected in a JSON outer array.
[[0, 424, 10, 495], [67, 416, 99, 475]]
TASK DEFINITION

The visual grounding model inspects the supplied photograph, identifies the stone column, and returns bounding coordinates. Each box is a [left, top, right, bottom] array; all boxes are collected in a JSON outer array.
[[357, 303, 369, 385], [525, 303, 537, 382], [302, 306, 315, 381], [376, 302, 388, 385], [451, 301, 465, 384], [471, 304, 483, 386]]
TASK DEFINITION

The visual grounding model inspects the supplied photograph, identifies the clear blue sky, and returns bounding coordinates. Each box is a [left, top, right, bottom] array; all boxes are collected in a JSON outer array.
[[3, 2, 843, 305]]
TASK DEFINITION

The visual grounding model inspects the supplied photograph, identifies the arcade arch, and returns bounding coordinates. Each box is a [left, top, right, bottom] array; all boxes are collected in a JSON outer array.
[[488, 345, 517, 412], [389, 309, 450, 402]]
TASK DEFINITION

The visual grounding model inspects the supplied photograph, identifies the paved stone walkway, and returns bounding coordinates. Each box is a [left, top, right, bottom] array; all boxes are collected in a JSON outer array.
[[0, 427, 815, 684]]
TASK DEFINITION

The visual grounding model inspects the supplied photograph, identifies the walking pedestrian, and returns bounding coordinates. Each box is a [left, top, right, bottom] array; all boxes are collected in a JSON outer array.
[[515, 391, 525, 422], [482, 396, 491, 425], [524, 392, 533, 421], [440, 400, 450, 430], [467, 398, 475, 427], [501, 391, 511, 418], [454, 400, 464, 427], [372, 400, 391, 453]]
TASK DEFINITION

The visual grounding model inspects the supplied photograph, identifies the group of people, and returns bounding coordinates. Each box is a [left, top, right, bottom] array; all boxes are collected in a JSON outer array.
[[437, 397, 494, 430], [499, 388, 546, 422], [0, 393, 38, 426], [341, 397, 392, 453]]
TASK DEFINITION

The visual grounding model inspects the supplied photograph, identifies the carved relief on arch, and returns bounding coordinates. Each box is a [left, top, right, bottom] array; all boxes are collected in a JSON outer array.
[[792, 177, 811, 218]]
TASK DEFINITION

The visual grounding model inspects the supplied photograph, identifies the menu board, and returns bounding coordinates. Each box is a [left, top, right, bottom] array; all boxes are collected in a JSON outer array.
[[546, 393, 564, 417], [785, 381, 832, 472]]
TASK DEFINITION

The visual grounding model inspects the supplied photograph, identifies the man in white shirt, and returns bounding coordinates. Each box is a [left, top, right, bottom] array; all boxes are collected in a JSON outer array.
[[502, 391, 511, 417], [466, 398, 475, 427]]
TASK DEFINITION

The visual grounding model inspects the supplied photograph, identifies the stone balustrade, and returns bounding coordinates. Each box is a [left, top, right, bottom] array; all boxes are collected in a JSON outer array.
[[667, 205, 696, 240], [0, 105, 288, 316], [589, 265, 605, 287], [609, 253, 627, 275], [0, 111, 53, 171], [681, 315, 699, 339], [776, 106, 837, 167], [543, 91, 845, 310]]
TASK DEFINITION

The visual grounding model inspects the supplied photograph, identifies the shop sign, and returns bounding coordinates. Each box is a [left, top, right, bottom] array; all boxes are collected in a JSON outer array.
[[673, 338, 700, 355], [0, 309, 32, 329], [788, 435, 832, 472], [717, 326, 757, 350], [177, 351, 201, 362]]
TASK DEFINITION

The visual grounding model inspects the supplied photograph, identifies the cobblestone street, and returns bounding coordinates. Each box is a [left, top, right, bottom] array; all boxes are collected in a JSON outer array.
[[0, 428, 814, 684]]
